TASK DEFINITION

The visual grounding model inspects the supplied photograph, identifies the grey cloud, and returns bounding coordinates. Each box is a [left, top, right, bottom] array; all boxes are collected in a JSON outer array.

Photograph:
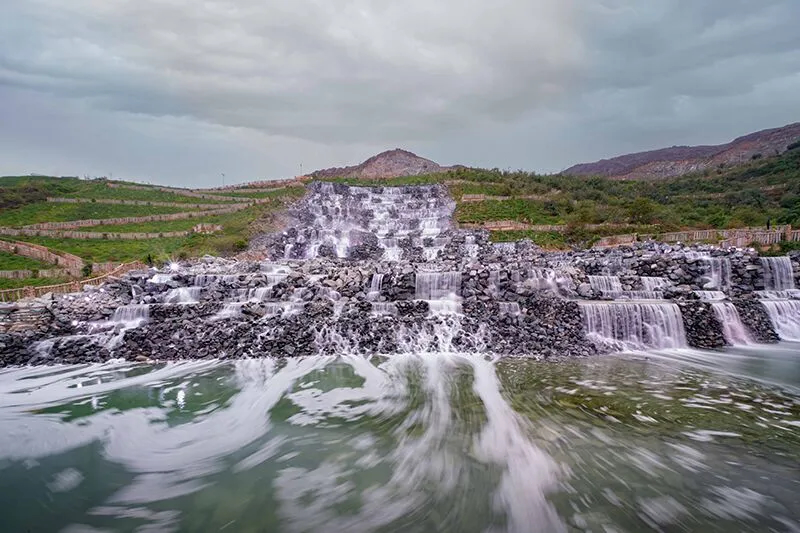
[[0, 0, 798, 185]]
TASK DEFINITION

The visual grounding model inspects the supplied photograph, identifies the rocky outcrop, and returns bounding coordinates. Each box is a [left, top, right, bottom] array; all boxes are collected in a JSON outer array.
[[310, 149, 451, 180], [734, 298, 780, 343], [678, 301, 726, 349], [565, 122, 800, 180]]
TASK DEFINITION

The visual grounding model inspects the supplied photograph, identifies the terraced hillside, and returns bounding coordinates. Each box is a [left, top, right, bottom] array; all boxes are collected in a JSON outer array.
[[0, 176, 303, 290], [3, 140, 800, 294]]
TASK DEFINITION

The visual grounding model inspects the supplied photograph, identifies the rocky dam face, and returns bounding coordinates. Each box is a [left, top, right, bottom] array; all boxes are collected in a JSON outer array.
[[2, 181, 800, 366]]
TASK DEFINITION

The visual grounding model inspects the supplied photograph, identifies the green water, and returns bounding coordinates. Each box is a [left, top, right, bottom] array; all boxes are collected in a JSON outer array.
[[0, 346, 798, 532]]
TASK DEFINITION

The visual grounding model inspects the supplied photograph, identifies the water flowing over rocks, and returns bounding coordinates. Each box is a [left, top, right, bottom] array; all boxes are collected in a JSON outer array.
[[2, 183, 800, 366]]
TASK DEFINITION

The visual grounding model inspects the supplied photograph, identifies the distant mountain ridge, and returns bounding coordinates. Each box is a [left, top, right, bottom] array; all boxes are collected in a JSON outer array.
[[564, 122, 800, 180], [310, 149, 452, 180]]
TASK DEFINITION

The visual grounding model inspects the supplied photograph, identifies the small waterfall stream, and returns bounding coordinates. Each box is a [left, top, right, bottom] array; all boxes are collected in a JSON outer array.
[[758, 256, 800, 340], [580, 302, 687, 351], [588, 275, 623, 298], [695, 291, 753, 345], [164, 287, 201, 304], [761, 256, 796, 291], [416, 272, 462, 315], [686, 252, 732, 291]]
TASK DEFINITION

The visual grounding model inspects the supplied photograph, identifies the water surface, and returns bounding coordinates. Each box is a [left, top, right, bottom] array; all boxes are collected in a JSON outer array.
[[1, 346, 798, 532]]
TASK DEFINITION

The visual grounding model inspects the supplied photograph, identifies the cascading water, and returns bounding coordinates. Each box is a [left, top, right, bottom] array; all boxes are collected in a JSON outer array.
[[761, 256, 795, 291], [589, 275, 664, 299], [164, 287, 201, 304], [214, 303, 245, 320], [757, 256, 800, 340], [284, 183, 454, 261], [713, 303, 753, 345], [110, 304, 150, 326], [695, 290, 726, 300], [580, 302, 687, 351], [416, 272, 462, 315], [497, 302, 521, 315], [695, 291, 753, 345], [760, 301, 800, 341], [686, 252, 732, 291], [640, 276, 668, 291], [588, 275, 623, 298]]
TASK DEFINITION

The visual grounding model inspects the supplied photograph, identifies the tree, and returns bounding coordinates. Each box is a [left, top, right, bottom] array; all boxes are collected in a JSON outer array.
[[627, 197, 657, 225]]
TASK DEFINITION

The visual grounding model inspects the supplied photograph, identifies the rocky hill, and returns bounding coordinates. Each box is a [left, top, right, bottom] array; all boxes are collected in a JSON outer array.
[[310, 149, 450, 180], [564, 122, 800, 180]]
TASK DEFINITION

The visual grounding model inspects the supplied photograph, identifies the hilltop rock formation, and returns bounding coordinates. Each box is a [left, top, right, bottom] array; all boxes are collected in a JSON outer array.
[[565, 122, 800, 180], [310, 149, 450, 180]]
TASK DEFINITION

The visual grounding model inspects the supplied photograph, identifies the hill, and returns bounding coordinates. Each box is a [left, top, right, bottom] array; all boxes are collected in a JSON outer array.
[[309, 149, 451, 180], [565, 122, 800, 180]]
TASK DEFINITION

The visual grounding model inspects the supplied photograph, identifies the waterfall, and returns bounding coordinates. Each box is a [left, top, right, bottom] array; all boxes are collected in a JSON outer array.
[[367, 274, 384, 301], [580, 302, 687, 351], [617, 291, 664, 300], [416, 272, 462, 315], [498, 302, 521, 315], [379, 238, 402, 261], [708, 258, 732, 291], [164, 287, 201, 304], [640, 276, 668, 291], [708, 302, 753, 345], [695, 290, 726, 300], [685, 252, 731, 290], [761, 256, 795, 290], [760, 301, 800, 341], [588, 276, 623, 297], [110, 304, 150, 326], [290, 183, 454, 260], [214, 303, 245, 320], [147, 273, 173, 284], [756, 256, 800, 340]]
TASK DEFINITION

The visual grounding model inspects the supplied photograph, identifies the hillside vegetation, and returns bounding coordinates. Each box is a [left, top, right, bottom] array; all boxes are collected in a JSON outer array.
[[1, 142, 798, 292], [326, 145, 800, 246], [0, 177, 295, 291]]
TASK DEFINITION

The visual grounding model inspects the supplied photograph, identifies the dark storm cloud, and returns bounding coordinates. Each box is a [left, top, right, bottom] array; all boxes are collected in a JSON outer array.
[[0, 0, 798, 185]]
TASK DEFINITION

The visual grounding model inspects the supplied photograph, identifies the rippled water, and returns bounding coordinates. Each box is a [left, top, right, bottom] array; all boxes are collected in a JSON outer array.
[[1, 346, 799, 532]]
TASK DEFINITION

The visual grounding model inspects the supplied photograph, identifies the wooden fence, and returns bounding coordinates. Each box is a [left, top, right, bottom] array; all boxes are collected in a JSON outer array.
[[593, 226, 799, 248], [0, 261, 147, 303], [0, 240, 84, 274]]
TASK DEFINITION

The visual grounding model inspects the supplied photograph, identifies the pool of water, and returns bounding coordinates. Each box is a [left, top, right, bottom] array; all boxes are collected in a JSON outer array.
[[0, 345, 798, 532]]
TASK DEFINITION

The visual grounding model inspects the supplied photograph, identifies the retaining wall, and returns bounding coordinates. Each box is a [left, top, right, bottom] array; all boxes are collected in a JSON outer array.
[[19, 204, 250, 230], [0, 240, 84, 275], [107, 183, 269, 203], [0, 269, 71, 279], [47, 197, 238, 210], [0, 228, 190, 240]]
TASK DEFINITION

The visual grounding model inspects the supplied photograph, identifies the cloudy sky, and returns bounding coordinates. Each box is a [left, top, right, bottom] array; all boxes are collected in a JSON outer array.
[[1, 0, 798, 187]]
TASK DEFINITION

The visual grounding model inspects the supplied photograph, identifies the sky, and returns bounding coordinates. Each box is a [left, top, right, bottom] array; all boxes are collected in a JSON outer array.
[[1, 0, 799, 188]]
